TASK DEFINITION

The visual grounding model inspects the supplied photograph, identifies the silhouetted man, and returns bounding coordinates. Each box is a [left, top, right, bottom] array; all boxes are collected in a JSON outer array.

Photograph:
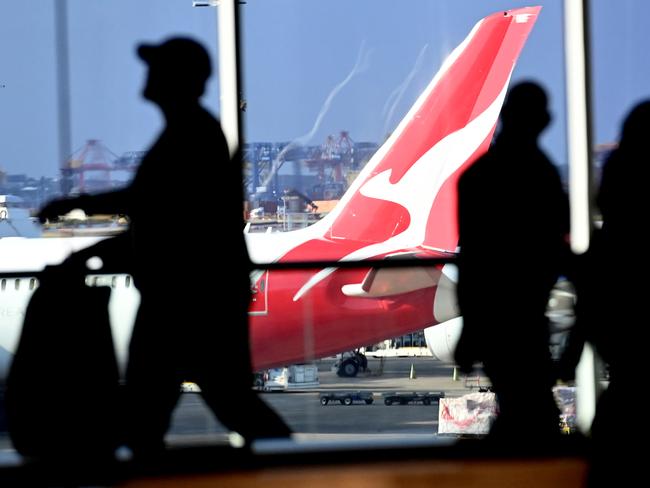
[[454, 81, 569, 443], [563, 101, 650, 486], [39, 37, 291, 457]]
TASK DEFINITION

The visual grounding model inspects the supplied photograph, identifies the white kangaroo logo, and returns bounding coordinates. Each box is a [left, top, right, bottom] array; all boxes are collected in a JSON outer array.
[[293, 77, 511, 302]]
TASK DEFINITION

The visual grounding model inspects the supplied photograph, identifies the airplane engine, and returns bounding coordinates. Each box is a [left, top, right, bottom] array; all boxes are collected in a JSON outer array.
[[423, 317, 463, 363]]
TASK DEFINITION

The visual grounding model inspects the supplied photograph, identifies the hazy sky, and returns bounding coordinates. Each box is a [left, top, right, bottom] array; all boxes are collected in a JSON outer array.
[[1, 1, 650, 178]]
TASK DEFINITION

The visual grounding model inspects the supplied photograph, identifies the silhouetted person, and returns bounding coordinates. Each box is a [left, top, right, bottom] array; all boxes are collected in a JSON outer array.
[[454, 82, 570, 443], [38, 37, 291, 458], [564, 101, 650, 486]]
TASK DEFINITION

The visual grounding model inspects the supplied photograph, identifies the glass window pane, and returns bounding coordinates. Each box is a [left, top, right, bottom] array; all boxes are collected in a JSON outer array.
[[591, 0, 650, 184], [0, 0, 226, 455], [583, 0, 649, 455], [242, 0, 567, 264], [0, 0, 581, 465], [0, 1, 219, 239], [240, 0, 572, 445]]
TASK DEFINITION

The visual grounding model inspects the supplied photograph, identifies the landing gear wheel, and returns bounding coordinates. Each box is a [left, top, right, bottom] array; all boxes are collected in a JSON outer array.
[[337, 358, 359, 377]]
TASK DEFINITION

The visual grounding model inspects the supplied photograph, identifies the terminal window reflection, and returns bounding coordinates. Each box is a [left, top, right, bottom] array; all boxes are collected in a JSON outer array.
[[240, 0, 572, 445], [0, 1, 220, 239], [241, 0, 567, 248], [0, 0, 228, 458], [0, 0, 588, 468]]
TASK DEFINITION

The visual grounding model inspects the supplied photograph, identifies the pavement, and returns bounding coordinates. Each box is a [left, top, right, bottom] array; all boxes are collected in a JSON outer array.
[[0, 357, 489, 460]]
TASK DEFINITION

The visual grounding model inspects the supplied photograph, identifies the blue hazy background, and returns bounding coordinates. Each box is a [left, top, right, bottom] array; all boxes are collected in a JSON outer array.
[[1, 0, 649, 178]]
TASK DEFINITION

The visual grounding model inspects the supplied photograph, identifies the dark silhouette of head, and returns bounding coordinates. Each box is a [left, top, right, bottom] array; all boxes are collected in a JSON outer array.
[[620, 100, 650, 151], [138, 37, 211, 106], [499, 81, 551, 141]]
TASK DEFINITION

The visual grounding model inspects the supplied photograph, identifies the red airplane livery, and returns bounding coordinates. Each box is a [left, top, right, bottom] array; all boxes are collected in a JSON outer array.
[[245, 7, 541, 370], [0, 7, 541, 379]]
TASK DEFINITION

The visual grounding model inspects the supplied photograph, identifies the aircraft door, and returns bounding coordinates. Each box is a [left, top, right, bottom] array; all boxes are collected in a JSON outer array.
[[249, 270, 268, 315]]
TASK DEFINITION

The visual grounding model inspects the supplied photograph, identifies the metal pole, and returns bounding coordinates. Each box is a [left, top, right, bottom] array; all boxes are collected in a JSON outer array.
[[54, 0, 72, 195], [217, 0, 242, 157], [564, 0, 601, 434]]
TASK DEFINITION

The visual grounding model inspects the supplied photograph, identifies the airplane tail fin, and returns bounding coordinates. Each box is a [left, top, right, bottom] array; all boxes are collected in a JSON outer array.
[[317, 7, 541, 254]]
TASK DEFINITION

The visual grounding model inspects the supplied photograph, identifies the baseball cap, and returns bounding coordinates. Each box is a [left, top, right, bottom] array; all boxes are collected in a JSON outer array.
[[137, 37, 212, 82]]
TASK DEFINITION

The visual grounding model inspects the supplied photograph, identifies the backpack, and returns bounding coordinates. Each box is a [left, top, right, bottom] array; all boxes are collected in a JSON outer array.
[[5, 259, 122, 461]]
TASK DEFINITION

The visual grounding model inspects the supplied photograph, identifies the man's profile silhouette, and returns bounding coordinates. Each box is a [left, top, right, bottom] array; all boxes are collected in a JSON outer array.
[[39, 37, 291, 457], [455, 81, 570, 443], [562, 101, 650, 486]]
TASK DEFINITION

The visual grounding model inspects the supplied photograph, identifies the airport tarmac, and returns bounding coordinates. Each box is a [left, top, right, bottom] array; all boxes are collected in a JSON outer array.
[[166, 357, 488, 447], [0, 357, 488, 456]]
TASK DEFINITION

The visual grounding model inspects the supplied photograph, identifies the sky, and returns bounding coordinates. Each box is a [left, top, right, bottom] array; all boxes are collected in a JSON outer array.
[[1, 0, 650, 179]]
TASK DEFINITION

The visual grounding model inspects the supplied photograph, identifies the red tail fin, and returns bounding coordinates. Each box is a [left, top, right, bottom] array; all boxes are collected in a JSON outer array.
[[316, 7, 541, 255]]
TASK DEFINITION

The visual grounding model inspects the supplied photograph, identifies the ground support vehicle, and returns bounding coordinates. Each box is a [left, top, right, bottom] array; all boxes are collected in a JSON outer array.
[[383, 391, 445, 406], [319, 391, 374, 406], [333, 351, 369, 378]]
